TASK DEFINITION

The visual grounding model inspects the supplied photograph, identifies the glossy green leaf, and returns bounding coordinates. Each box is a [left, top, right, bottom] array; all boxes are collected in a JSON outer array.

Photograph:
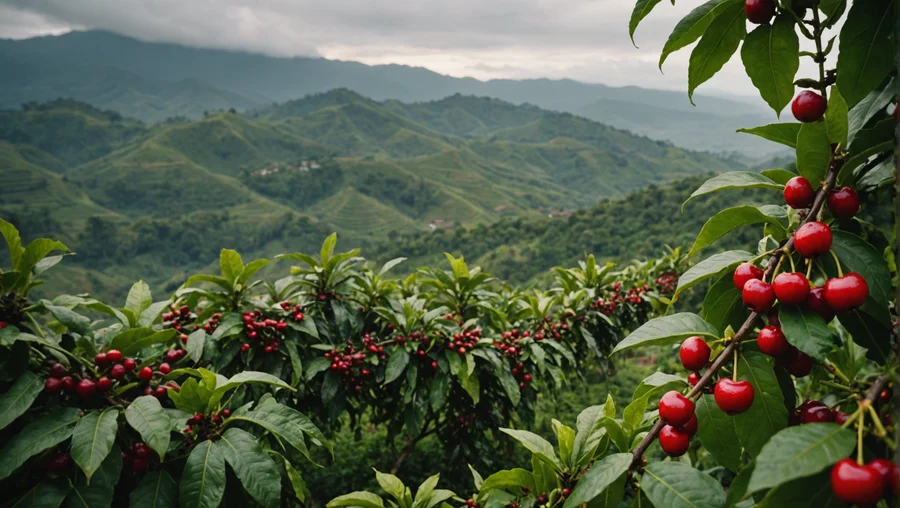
[[219, 249, 243, 284], [725, 461, 754, 507], [563, 453, 631, 508], [0, 371, 44, 431], [384, 350, 409, 384], [701, 274, 748, 333], [695, 395, 742, 472], [825, 87, 849, 147], [741, 15, 798, 115], [130, 471, 178, 508], [179, 440, 226, 508], [659, 0, 741, 69], [125, 280, 153, 317], [642, 461, 726, 508], [612, 313, 719, 354], [633, 372, 687, 401], [168, 378, 212, 415], [737, 123, 801, 148], [227, 402, 330, 462], [687, 1, 746, 103], [208, 371, 294, 410], [571, 399, 614, 464], [836, 0, 896, 107], [838, 309, 893, 363], [755, 470, 843, 508], [219, 428, 280, 508], [0, 407, 80, 480], [689, 206, 785, 256], [185, 330, 206, 363], [374, 469, 405, 501], [553, 420, 576, 466], [64, 444, 121, 508], [499, 428, 562, 469], [779, 305, 836, 360], [683, 172, 783, 210], [479, 468, 535, 492], [747, 423, 855, 493], [124, 396, 171, 461], [796, 122, 831, 184], [11, 479, 69, 508], [629, 0, 664, 45], [71, 408, 119, 484], [498, 366, 521, 406], [108, 328, 177, 356], [236, 259, 269, 285], [760, 168, 798, 184], [676, 250, 755, 297], [327, 492, 384, 508], [732, 352, 788, 457], [847, 78, 895, 145], [413, 473, 440, 508]]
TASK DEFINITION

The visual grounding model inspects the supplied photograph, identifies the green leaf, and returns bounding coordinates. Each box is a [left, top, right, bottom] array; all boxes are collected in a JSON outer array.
[[839, 309, 893, 363], [179, 440, 226, 508], [571, 400, 614, 465], [320, 233, 338, 265], [612, 313, 719, 354], [747, 423, 856, 493], [44, 304, 91, 335], [0, 218, 25, 271], [10, 479, 69, 508], [760, 168, 798, 184], [629, 0, 664, 45], [108, 328, 177, 356], [168, 378, 212, 415], [125, 396, 172, 461], [847, 78, 894, 145], [836, 0, 896, 108], [184, 274, 232, 291], [642, 461, 727, 508], [683, 172, 783, 210], [0, 371, 44, 431], [623, 392, 651, 433], [779, 305, 837, 360], [130, 471, 178, 508], [725, 461, 754, 507], [413, 473, 440, 508], [327, 492, 384, 508], [687, 1, 746, 103], [64, 444, 121, 508], [825, 87, 849, 147], [374, 468, 406, 501], [457, 367, 480, 405], [553, 420, 576, 466], [219, 428, 281, 508], [701, 274, 748, 334], [633, 372, 687, 401], [282, 339, 303, 387], [737, 123, 801, 148], [18, 239, 69, 286], [689, 206, 785, 256], [499, 428, 562, 469], [498, 366, 521, 406], [430, 371, 450, 412], [563, 453, 631, 508], [125, 281, 153, 317], [755, 469, 843, 508], [659, 0, 742, 69], [280, 454, 310, 504], [0, 407, 80, 480], [732, 352, 788, 457], [183, 329, 206, 363], [741, 15, 799, 115], [676, 250, 755, 297], [236, 259, 269, 285], [209, 371, 294, 410], [695, 395, 742, 471], [384, 350, 410, 384], [796, 122, 832, 183], [479, 468, 535, 493], [219, 249, 244, 284], [228, 402, 331, 462], [71, 408, 119, 484]]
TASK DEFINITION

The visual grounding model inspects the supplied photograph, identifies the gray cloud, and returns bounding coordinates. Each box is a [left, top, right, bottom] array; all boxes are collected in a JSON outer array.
[[0, 0, 824, 98]]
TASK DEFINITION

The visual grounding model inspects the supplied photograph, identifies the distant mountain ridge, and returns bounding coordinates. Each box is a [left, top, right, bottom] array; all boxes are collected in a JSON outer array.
[[0, 92, 741, 298], [0, 30, 784, 156]]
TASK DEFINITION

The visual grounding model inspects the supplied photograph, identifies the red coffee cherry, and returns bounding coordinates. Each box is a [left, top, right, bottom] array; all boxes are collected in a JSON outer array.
[[830, 458, 884, 506], [659, 425, 691, 457], [800, 404, 834, 424], [744, 0, 776, 24], [76, 379, 97, 399], [138, 367, 154, 381], [688, 372, 701, 387], [110, 364, 127, 379], [773, 272, 810, 305], [44, 377, 64, 394], [106, 349, 123, 362], [757, 325, 789, 357], [792, 91, 827, 122], [733, 263, 764, 290], [824, 273, 869, 312], [679, 336, 711, 372], [714, 379, 755, 415], [827, 187, 860, 219], [783, 176, 815, 209], [123, 358, 137, 371], [48, 363, 67, 379], [742, 279, 775, 313], [97, 377, 112, 392], [793, 221, 832, 258], [806, 286, 835, 323], [680, 413, 699, 438], [868, 459, 900, 497], [659, 391, 695, 427]]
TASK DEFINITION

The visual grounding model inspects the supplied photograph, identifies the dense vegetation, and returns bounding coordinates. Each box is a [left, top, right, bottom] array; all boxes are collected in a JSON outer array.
[[0, 93, 737, 300]]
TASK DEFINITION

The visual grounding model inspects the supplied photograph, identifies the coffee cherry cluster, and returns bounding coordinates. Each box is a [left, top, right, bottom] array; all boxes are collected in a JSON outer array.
[[510, 362, 532, 390], [162, 304, 195, 344], [657, 391, 698, 457], [655, 272, 678, 295], [122, 441, 156, 473], [448, 329, 481, 355], [325, 343, 371, 392], [199, 312, 222, 334], [279, 301, 305, 322], [240, 309, 288, 354], [182, 409, 230, 443]]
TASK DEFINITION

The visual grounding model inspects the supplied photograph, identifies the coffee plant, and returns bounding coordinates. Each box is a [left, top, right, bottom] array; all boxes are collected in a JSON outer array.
[[333, 0, 898, 505]]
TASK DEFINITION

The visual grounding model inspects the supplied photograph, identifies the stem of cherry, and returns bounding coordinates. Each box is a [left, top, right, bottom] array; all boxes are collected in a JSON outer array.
[[857, 408, 865, 465]]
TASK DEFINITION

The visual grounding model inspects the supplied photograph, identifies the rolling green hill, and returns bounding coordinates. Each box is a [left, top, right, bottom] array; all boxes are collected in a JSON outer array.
[[0, 30, 785, 156], [1, 92, 742, 299]]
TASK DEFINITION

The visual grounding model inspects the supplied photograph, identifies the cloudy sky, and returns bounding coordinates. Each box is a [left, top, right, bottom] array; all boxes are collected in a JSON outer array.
[[0, 0, 823, 98]]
